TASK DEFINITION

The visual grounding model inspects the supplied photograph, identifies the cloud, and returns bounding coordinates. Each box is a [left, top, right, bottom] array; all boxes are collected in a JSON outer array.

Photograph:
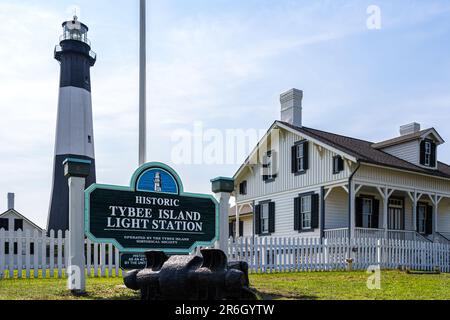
[[0, 2, 140, 228]]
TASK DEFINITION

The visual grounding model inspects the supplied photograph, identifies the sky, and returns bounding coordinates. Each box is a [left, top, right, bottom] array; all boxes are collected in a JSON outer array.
[[1, 0, 450, 228]]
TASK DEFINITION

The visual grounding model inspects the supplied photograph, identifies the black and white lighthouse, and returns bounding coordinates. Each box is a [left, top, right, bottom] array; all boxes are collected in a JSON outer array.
[[47, 16, 97, 232]]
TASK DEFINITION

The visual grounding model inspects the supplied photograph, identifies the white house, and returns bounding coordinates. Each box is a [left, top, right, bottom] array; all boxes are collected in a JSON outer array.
[[0, 193, 45, 262], [231, 88, 450, 244], [229, 204, 253, 238]]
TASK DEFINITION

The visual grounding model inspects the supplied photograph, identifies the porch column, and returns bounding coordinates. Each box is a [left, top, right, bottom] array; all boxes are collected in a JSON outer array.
[[433, 201, 438, 236], [377, 186, 394, 239], [383, 188, 388, 238], [412, 191, 417, 232], [349, 181, 356, 238], [235, 205, 240, 238], [432, 194, 442, 237]]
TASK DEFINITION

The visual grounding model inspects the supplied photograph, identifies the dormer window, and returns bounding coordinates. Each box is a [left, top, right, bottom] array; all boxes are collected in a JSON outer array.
[[420, 139, 436, 168], [424, 141, 431, 166]]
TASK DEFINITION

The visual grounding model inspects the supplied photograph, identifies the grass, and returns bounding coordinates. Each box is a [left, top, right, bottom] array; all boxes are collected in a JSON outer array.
[[249, 271, 450, 300], [0, 276, 139, 300], [0, 270, 449, 300]]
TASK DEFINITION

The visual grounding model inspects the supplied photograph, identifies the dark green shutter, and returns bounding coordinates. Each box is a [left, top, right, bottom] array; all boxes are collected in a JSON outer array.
[[269, 202, 276, 234], [430, 143, 437, 167], [416, 203, 421, 232], [426, 205, 433, 235], [311, 194, 319, 229], [262, 153, 268, 181], [255, 205, 261, 235], [239, 221, 244, 237], [303, 141, 309, 170], [420, 140, 426, 165], [333, 156, 344, 174], [355, 197, 363, 228], [372, 199, 380, 229], [338, 157, 344, 172], [272, 151, 278, 179], [294, 197, 301, 231], [229, 222, 234, 238], [291, 145, 298, 173]]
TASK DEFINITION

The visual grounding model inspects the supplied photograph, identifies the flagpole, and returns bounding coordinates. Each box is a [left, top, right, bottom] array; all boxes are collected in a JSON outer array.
[[139, 0, 147, 166]]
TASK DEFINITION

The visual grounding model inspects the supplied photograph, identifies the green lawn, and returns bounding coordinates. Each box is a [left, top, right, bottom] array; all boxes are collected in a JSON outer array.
[[0, 271, 449, 300], [250, 271, 450, 300]]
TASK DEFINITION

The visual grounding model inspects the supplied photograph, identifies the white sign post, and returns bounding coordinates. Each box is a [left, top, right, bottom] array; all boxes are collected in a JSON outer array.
[[211, 177, 234, 252], [64, 158, 91, 295]]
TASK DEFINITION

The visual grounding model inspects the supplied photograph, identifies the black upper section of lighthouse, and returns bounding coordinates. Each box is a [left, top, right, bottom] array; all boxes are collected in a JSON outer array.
[[54, 16, 96, 92]]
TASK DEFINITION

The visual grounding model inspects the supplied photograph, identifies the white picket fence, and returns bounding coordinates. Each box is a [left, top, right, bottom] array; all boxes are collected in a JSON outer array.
[[1, 230, 450, 280], [228, 236, 450, 273], [0, 229, 122, 280]]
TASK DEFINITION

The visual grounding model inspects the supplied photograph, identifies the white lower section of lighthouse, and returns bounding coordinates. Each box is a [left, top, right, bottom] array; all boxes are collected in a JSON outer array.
[[55, 86, 95, 158]]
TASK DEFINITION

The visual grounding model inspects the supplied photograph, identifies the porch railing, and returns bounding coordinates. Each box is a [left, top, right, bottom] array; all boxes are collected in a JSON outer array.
[[325, 228, 431, 242], [434, 232, 450, 244], [355, 227, 385, 239], [323, 228, 348, 239], [387, 229, 430, 242]]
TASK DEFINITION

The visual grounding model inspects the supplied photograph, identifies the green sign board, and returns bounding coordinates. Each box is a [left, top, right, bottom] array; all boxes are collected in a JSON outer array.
[[85, 162, 219, 254]]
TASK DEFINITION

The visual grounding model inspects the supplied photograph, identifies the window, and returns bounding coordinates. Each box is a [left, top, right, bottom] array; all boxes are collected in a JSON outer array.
[[424, 141, 431, 166], [13, 242, 18, 255], [263, 151, 276, 182], [418, 204, 427, 234], [229, 221, 244, 238], [256, 201, 275, 235], [88, 135, 92, 144], [300, 196, 312, 230], [261, 203, 270, 234], [292, 141, 309, 174], [362, 198, 373, 228], [14, 219, 23, 231], [421, 139, 436, 168], [0, 218, 8, 231], [239, 181, 247, 195], [333, 156, 344, 174], [4, 242, 9, 255], [388, 198, 404, 230], [297, 144, 305, 172], [30, 242, 35, 255]]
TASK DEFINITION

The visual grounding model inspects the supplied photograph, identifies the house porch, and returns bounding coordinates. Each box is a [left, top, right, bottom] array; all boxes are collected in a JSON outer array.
[[323, 181, 450, 243]]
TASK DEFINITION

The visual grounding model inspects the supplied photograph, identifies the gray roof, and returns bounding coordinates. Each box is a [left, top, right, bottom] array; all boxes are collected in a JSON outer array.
[[372, 128, 444, 149], [279, 121, 450, 180]]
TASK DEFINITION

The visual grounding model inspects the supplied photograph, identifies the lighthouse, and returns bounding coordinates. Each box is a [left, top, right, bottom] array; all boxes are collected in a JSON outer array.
[[154, 172, 162, 192], [47, 16, 97, 232]]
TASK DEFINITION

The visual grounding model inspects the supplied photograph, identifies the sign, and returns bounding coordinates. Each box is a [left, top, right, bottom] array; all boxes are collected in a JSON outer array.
[[85, 162, 219, 253], [120, 253, 147, 270]]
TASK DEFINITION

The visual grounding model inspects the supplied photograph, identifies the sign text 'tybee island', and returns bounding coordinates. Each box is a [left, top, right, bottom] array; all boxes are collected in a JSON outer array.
[[85, 163, 219, 254]]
